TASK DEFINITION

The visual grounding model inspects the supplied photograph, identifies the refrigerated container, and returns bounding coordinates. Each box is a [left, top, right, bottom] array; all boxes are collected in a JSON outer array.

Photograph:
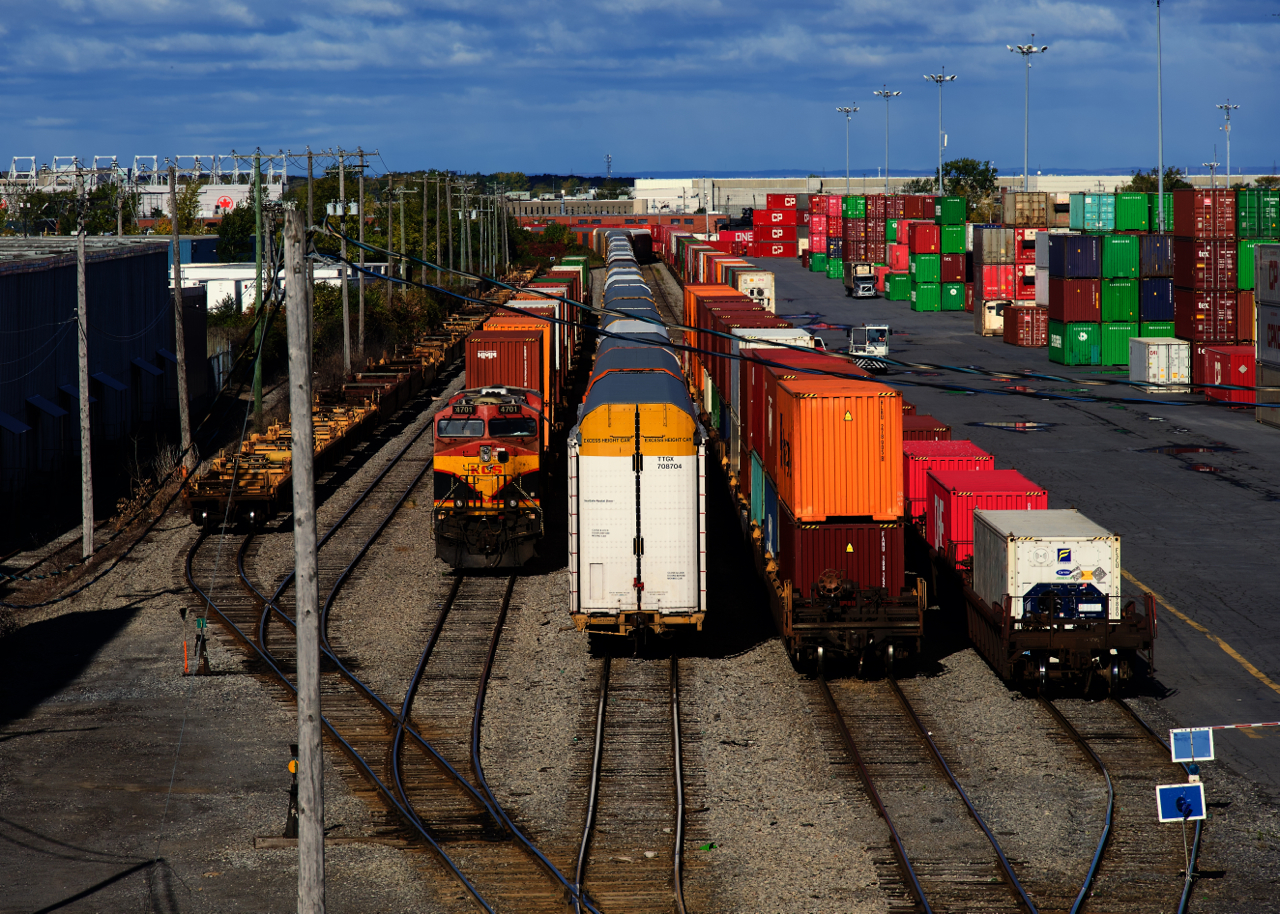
[[1129, 337, 1191, 392]]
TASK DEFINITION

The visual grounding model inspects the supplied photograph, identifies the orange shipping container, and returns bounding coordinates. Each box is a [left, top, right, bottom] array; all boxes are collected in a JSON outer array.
[[773, 377, 904, 522], [682, 284, 743, 329]]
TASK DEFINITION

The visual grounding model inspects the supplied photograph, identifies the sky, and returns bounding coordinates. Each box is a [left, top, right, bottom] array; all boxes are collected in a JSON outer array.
[[3, 0, 1278, 180]]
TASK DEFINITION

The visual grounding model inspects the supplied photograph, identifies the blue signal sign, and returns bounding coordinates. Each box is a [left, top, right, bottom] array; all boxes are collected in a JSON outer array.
[[1170, 728, 1214, 763], [1156, 782, 1206, 823]]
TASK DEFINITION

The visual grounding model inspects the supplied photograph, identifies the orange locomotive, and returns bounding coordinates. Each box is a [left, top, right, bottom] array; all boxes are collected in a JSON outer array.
[[432, 386, 544, 567]]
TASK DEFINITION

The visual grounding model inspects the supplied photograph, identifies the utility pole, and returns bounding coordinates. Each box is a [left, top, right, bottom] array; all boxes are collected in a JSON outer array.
[[169, 167, 193, 473], [445, 176, 453, 279], [1217, 100, 1239, 188], [306, 148, 315, 338], [924, 70, 957, 194], [386, 177, 394, 304], [284, 207, 325, 914], [116, 179, 123, 237], [253, 152, 264, 421], [1009, 38, 1049, 192], [421, 177, 428, 285], [338, 150, 351, 371], [76, 185, 93, 560], [434, 174, 442, 286], [836, 107, 856, 194], [357, 148, 366, 355], [873, 86, 901, 193]]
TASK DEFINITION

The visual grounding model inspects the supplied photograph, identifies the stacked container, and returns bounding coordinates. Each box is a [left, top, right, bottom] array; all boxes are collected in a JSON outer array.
[[1047, 234, 1102, 365], [934, 196, 967, 309], [1173, 189, 1239, 387], [902, 440, 993, 519], [1138, 235, 1175, 337], [974, 227, 1015, 336], [925, 469, 1048, 564], [1255, 243, 1280, 429], [751, 195, 800, 258], [1236, 190, 1279, 349]]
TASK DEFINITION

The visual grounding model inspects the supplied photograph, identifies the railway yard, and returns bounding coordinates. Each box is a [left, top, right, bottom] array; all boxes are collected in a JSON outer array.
[[2, 252, 1279, 914]]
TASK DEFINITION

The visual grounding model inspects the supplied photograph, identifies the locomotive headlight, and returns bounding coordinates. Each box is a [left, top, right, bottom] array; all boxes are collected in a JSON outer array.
[[508, 499, 517, 507], [454, 499, 463, 508], [480, 445, 492, 462]]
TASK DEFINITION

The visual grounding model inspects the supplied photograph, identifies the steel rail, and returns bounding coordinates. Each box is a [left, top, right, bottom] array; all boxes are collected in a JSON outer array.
[[887, 676, 1040, 914], [670, 655, 688, 914], [185, 533, 496, 913], [573, 657, 610, 914], [1038, 696, 1114, 914]]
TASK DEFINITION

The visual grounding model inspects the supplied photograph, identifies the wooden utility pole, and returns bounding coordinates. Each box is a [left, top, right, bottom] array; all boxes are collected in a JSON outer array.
[[386, 176, 394, 304], [116, 184, 123, 237], [445, 176, 453, 278], [434, 174, 441, 286], [76, 209, 93, 560], [357, 149, 366, 354], [420, 178, 428, 285], [253, 152, 264, 421], [338, 150, 351, 371], [397, 185, 408, 288], [306, 148, 315, 333], [284, 208, 325, 914], [169, 167, 193, 473]]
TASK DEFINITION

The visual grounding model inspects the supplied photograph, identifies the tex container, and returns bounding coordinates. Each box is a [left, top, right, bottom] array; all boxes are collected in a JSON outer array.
[[1003, 305, 1049, 347], [903, 414, 951, 441], [972, 509, 1121, 621], [1174, 288, 1237, 343], [886, 273, 912, 301], [1069, 194, 1116, 232], [1140, 278, 1175, 321], [1048, 278, 1101, 323], [1237, 189, 1280, 239], [925, 470, 1048, 564], [1139, 321, 1175, 337], [934, 196, 967, 226], [1048, 320, 1102, 365], [1139, 235, 1173, 277], [1174, 239, 1237, 290], [1174, 189, 1236, 239], [940, 253, 967, 283], [778, 506, 907, 600], [902, 440, 993, 519], [1238, 239, 1261, 290], [911, 283, 941, 312], [1115, 193, 1150, 231], [770, 376, 903, 522], [941, 282, 966, 310], [940, 224, 966, 254], [1101, 278, 1140, 322], [910, 253, 941, 283], [1203, 345, 1256, 404], [1047, 234, 1101, 278], [842, 195, 867, 219], [1129, 337, 1191, 392], [1102, 234, 1140, 279], [1100, 322, 1137, 365]]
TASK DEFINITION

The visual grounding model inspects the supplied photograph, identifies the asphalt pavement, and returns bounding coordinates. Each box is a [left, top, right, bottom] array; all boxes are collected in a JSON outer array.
[[754, 256, 1280, 801]]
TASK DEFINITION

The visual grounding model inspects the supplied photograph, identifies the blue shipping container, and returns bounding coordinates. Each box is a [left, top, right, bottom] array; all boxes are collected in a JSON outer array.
[[750, 451, 765, 525], [1139, 278, 1175, 322], [1069, 194, 1117, 232], [1138, 235, 1173, 278], [764, 472, 779, 558], [1048, 234, 1102, 279]]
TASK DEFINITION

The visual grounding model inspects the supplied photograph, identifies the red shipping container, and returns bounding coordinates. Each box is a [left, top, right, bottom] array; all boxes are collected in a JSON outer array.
[[964, 283, 974, 312], [758, 225, 797, 242], [466, 331, 544, 392], [874, 265, 893, 291], [759, 241, 798, 258], [766, 193, 798, 209], [1003, 305, 1049, 347], [1203, 345, 1256, 404], [752, 209, 798, 227], [866, 195, 887, 219], [778, 507, 907, 600], [940, 253, 966, 284], [1173, 189, 1237, 239], [1238, 291, 1256, 343], [907, 222, 941, 254], [888, 243, 910, 272], [903, 414, 951, 441], [1173, 239, 1237, 290], [843, 218, 868, 241], [980, 264, 1016, 301], [846, 240, 868, 262], [1048, 278, 1101, 323], [810, 213, 828, 233], [926, 469, 1048, 563], [902, 196, 927, 219], [826, 196, 842, 218], [902, 440, 994, 519], [1015, 228, 1040, 264], [800, 211, 811, 226], [809, 233, 829, 252], [1015, 263, 1037, 300], [1175, 288, 1237, 343], [886, 197, 905, 219], [902, 400, 917, 416]]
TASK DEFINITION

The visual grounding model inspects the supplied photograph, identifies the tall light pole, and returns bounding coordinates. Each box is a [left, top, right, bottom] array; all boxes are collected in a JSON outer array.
[[1008, 37, 1049, 191], [872, 86, 901, 194], [923, 69, 957, 194], [1204, 157, 1220, 190], [834, 105, 855, 193], [1217, 99, 1239, 188], [1156, 0, 1165, 233]]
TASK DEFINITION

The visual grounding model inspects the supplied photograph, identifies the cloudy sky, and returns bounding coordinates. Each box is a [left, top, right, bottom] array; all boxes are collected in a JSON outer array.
[[3, 0, 1276, 179]]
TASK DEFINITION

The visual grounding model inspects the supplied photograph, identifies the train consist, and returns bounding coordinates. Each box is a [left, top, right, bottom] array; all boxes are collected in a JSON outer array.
[[185, 318, 482, 527], [434, 257, 592, 567], [566, 232, 708, 636]]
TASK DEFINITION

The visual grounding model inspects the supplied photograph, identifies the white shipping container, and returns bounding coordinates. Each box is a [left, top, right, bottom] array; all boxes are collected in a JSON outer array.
[[1257, 303, 1280, 369], [974, 298, 1005, 336], [1128, 337, 1191, 393], [732, 270, 776, 312], [1035, 230, 1050, 270], [1035, 267, 1049, 306], [1255, 243, 1280, 307], [973, 509, 1122, 622]]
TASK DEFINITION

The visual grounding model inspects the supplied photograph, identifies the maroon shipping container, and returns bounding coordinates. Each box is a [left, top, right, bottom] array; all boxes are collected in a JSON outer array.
[[1238, 291, 1256, 343], [843, 218, 868, 242], [940, 253, 966, 284], [907, 222, 941, 254], [926, 470, 1048, 563], [845, 240, 868, 262], [867, 194, 887, 219], [965, 283, 974, 312], [979, 264, 1015, 300], [1175, 288, 1237, 343], [766, 193, 798, 209], [757, 225, 797, 242], [901, 196, 932, 220], [1173, 239, 1238, 290], [466, 331, 544, 392], [886, 196, 905, 220], [778, 505, 907, 601], [1173, 188, 1237, 239], [1048, 278, 1101, 323], [902, 400, 917, 416], [902, 440, 994, 519], [1003, 305, 1049, 347], [867, 240, 887, 264], [1203, 345, 1256, 404], [903, 414, 952, 441]]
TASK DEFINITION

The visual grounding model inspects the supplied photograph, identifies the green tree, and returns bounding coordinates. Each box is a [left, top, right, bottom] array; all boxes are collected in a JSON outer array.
[[174, 180, 206, 234], [218, 202, 257, 262], [1119, 167, 1192, 193], [900, 177, 936, 194], [1257, 175, 1280, 189], [541, 222, 570, 244]]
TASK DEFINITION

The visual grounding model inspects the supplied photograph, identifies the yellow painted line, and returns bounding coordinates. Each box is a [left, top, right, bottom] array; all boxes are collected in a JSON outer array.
[[1122, 569, 1280, 698], [1243, 727, 1264, 739]]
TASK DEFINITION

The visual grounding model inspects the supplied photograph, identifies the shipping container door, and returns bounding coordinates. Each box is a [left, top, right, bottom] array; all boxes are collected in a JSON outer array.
[[636, 404, 703, 613]]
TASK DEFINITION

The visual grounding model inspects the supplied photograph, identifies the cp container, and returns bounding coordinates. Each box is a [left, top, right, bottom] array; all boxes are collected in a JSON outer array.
[[753, 209, 799, 226], [1138, 235, 1173, 277], [766, 194, 798, 209], [910, 253, 941, 283], [926, 470, 1048, 564], [1003, 305, 1049, 347], [902, 440, 993, 519], [1139, 321, 1175, 337], [972, 510, 1121, 621], [903, 414, 951, 441], [1257, 243, 1280, 307], [770, 377, 903, 522], [777, 506, 906, 599], [1115, 192, 1150, 231], [911, 282, 941, 312], [1173, 189, 1237, 239], [1048, 320, 1102, 366], [1069, 193, 1116, 232], [941, 282, 966, 310], [1100, 322, 1137, 366], [1129, 337, 1191, 392], [934, 196, 967, 226], [1238, 239, 1261, 290], [1047, 234, 1101, 278], [1101, 234, 1140, 279], [758, 225, 798, 242], [940, 224, 966, 254], [1203, 345, 1256, 404], [1174, 239, 1238, 290], [1174, 288, 1237, 343], [1101, 278, 1140, 322], [1048, 278, 1101, 323], [1237, 189, 1280, 239], [1139, 278, 1175, 321]]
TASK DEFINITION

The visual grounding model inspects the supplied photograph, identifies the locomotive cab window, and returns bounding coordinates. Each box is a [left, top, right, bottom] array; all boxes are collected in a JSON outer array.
[[437, 418, 484, 437], [488, 416, 538, 438]]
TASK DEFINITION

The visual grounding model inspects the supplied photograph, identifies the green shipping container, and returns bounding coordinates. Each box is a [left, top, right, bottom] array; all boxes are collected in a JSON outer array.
[[1101, 234, 1140, 278], [1239, 239, 1260, 290], [1149, 193, 1174, 234], [1048, 320, 1102, 366], [910, 253, 941, 284], [1100, 322, 1137, 366], [1236, 189, 1280, 239], [826, 258, 845, 280], [934, 196, 967, 226], [940, 224, 966, 254], [1100, 278, 1140, 322], [710, 383, 721, 429], [885, 220, 897, 244], [1114, 193, 1150, 231], [842, 195, 867, 219], [809, 252, 828, 272], [886, 273, 912, 301], [941, 282, 966, 310], [911, 282, 942, 312], [1139, 321, 1175, 338]]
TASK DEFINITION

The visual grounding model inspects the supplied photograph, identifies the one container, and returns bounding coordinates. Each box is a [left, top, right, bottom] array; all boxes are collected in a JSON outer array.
[[1048, 320, 1102, 366], [941, 282, 966, 311], [1101, 234, 1140, 279], [1129, 337, 1191, 392], [926, 470, 1048, 564], [1238, 238, 1261, 291], [1139, 278, 1175, 321], [902, 440, 994, 519], [910, 253, 942, 283], [1139, 321, 1175, 337], [1138, 235, 1173, 277], [1174, 288, 1237, 343], [777, 506, 906, 600], [1258, 363, 1280, 429], [1204, 345, 1256, 404], [903, 414, 951, 441], [934, 196, 967, 226], [972, 509, 1121, 621], [1174, 238, 1238, 290], [1173, 188, 1237, 239], [1115, 192, 1150, 231], [1003, 305, 1049, 347], [1100, 322, 1137, 366], [1100, 278, 1140, 322], [1048, 278, 1101, 323], [1047, 234, 1101, 278], [940, 224, 967, 254]]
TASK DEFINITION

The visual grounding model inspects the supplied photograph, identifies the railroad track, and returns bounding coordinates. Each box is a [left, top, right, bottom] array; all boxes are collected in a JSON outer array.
[[818, 670, 1037, 914], [575, 654, 687, 914]]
